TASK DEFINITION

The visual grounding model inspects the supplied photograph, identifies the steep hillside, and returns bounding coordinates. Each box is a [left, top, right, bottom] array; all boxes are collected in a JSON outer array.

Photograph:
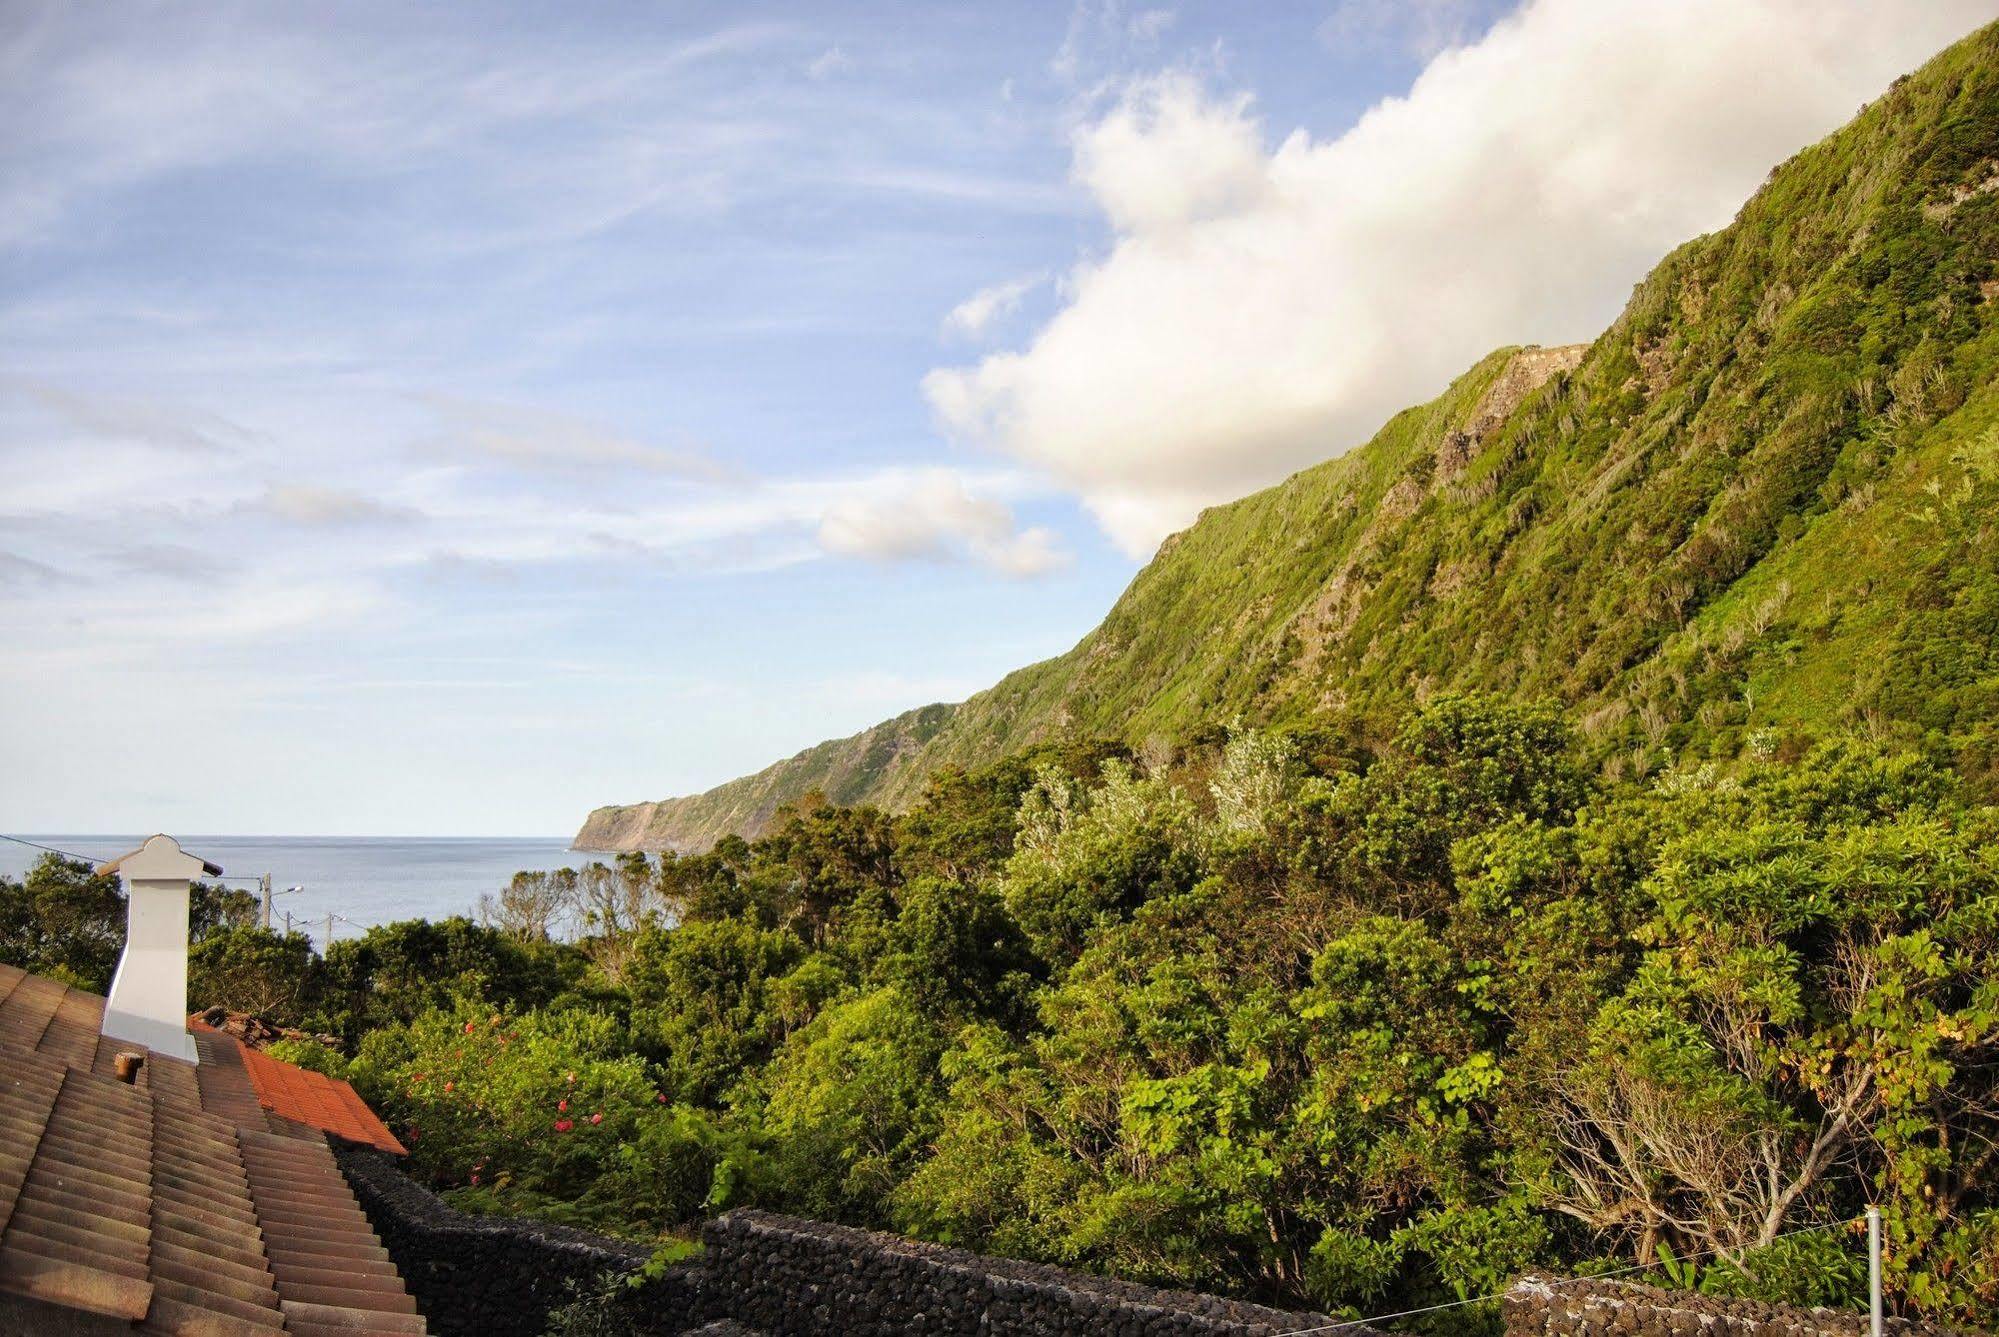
[[579, 23, 1999, 851]]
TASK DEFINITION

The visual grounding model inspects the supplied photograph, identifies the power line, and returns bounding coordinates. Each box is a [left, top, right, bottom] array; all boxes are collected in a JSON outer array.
[[4, 834, 374, 938], [0, 832, 266, 883], [1269, 1220, 1853, 1336], [0, 833, 107, 864]]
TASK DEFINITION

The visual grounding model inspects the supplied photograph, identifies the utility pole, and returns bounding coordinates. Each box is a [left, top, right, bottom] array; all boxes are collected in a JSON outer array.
[[260, 873, 272, 930], [326, 912, 336, 949], [1868, 1206, 1883, 1337], [283, 909, 292, 936]]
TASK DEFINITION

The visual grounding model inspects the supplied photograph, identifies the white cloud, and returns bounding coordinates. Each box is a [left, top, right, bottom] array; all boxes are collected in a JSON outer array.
[[0, 10, 800, 250], [1070, 75, 1266, 232], [254, 485, 423, 527], [817, 469, 1069, 577], [927, 0, 1998, 556], [105, 543, 230, 582], [1052, 1, 1182, 83], [0, 552, 73, 590], [1318, 0, 1486, 60], [807, 45, 853, 80], [3, 374, 261, 454], [418, 394, 735, 481], [942, 273, 1047, 340]]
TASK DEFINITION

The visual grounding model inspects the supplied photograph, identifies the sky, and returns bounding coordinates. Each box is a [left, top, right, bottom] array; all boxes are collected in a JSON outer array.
[[3, 0, 1994, 837]]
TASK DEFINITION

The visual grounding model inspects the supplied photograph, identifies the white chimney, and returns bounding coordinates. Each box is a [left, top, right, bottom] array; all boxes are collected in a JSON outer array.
[[98, 833, 217, 1064]]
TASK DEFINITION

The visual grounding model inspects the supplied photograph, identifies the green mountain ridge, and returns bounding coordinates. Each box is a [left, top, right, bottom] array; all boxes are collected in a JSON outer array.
[[579, 24, 1999, 852]]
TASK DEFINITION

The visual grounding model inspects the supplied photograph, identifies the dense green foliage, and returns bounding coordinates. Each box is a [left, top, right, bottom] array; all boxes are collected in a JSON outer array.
[[14, 25, 1999, 1335], [584, 21, 1999, 852], [118, 698, 1999, 1330]]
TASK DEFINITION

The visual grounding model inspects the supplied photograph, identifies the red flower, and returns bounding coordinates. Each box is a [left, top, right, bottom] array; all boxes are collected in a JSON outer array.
[[555, 1118, 573, 1133], [470, 1172, 481, 1186], [590, 1113, 603, 1126], [464, 1020, 476, 1034], [656, 1093, 668, 1104], [443, 1080, 455, 1093], [558, 1098, 569, 1112]]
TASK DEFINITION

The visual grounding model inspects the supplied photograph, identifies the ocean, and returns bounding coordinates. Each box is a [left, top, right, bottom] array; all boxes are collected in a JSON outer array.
[[0, 834, 589, 949]]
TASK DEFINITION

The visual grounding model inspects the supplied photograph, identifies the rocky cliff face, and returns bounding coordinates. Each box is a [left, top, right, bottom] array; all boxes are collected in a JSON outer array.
[[579, 24, 1999, 851]]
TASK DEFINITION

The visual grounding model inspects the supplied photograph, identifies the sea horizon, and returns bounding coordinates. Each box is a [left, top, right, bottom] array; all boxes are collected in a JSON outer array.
[[1, 832, 596, 948]]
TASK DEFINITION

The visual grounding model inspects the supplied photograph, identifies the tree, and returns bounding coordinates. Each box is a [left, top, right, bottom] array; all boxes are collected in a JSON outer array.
[[1297, 694, 1588, 899], [1531, 811, 1999, 1278], [756, 987, 949, 1224], [190, 879, 260, 942], [313, 917, 580, 1046], [574, 854, 667, 982], [189, 926, 316, 1019], [479, 868, 578, 942], [875, 876, 1039, 1024], [623, 918, 805, 1105], [0, 854, 125, 990], [753, 793, 900, 947], [1001, 760, 1201, 966]]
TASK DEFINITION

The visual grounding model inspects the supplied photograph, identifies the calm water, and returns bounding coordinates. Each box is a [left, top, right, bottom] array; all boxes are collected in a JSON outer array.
[[0, 835, 589, 949]]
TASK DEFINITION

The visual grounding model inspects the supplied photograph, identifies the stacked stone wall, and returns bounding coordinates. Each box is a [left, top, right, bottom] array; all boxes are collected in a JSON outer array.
[[340, 1153, 1988, 1337], [1502, 1274, 1980, 1337], [336, 1146, 697, 1336], [701, 1209, 1355, 1336]]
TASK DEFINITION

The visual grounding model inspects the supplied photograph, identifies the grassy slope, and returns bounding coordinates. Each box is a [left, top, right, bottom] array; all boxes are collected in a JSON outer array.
[[579, 23, 1999, 851]]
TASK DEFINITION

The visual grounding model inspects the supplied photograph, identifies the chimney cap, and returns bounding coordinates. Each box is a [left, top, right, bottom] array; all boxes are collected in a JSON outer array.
[[96, 833, 223, 881]]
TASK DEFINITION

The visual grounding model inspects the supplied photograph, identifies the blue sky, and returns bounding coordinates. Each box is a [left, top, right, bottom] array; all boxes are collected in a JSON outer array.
[[3, 0, 1991, 836]]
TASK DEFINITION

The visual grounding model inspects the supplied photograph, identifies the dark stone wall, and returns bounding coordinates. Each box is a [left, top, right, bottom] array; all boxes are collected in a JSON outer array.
[[334, 1159, 1993, 1337], [698, 1210, 1361, 1337], [338, 1151, 1362, 1336], [336, 1146, 700, 1336], [1502, 1274, 1981, 1337]]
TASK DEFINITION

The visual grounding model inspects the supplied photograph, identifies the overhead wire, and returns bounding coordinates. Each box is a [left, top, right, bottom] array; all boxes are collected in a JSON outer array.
[[0, 832, 266, 882], [0, 832, 108, 863], [4, 833, 368, 932]]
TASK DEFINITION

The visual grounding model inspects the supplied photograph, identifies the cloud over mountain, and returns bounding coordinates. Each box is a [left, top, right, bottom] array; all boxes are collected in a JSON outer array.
[[926, 0, 1998, 555]]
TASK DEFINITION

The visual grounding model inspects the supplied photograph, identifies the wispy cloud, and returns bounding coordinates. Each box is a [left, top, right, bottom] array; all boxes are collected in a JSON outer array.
[[1052, 1, 1182, 83], [0, 551, 74, 590], [2, 375, 262, 455], [416, 394, 736, 482], [807, 45, 853, 80], [0, 10, 804, 249], [1317, 0, 1488, 59], [817, 468, 1069, 577], [942, 273, 1047, 340], [250, 485, 425, 528], [104, 543, 231, 583]]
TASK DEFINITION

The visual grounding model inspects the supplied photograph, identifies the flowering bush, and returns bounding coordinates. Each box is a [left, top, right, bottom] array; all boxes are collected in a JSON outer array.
[[348, 1002, 655, 1197]]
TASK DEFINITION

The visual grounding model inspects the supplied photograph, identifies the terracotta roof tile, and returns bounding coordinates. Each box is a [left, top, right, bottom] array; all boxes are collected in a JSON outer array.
[[0, 962, 426, 1334], [229, 1037, 407, 1156]]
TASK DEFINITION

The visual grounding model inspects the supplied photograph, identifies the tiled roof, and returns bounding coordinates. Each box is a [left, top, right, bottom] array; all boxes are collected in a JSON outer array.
[[228, 1030, 407, 1156], [0, 961, 426, 1335]]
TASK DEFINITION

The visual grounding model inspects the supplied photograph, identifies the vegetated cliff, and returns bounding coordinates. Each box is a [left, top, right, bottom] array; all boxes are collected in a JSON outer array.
[[579, 22, 1999, 852], [572, 703, 956, 850]]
